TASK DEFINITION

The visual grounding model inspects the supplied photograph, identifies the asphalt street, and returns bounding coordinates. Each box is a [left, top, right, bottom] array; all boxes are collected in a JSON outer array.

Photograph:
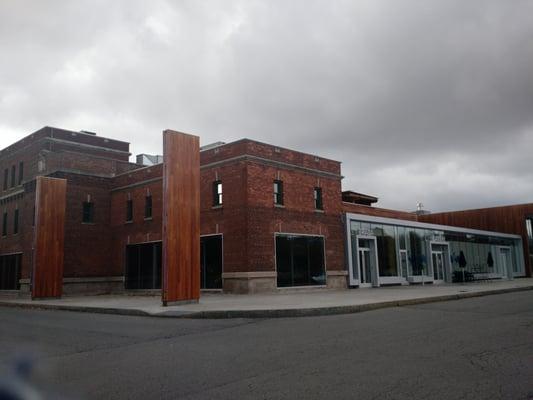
[[1, 292, 532, 400]]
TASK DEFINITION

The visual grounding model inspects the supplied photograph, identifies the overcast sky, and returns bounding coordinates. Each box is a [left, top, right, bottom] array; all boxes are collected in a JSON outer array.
[[1, 0, 532, 212]]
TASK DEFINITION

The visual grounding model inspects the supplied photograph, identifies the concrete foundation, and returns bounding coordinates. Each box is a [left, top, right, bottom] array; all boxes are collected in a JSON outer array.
[[326, 270, 348, 289], [223, 272, 277, 294], [19, 276, 125, 297]]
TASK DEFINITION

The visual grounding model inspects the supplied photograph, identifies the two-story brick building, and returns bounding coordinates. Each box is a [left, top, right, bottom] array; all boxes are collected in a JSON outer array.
[[0, 126, 530, 297], [0, 127, 348, 295]]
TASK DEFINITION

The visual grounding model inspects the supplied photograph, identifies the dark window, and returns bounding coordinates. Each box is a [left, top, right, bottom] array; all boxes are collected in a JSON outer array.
[[374, 225, 398, 277], [2, 212, 7, 236], [276, 235, 325, 287], [82, 202, 94, 223], [201, 235, 223, 289], [13, 209, 19, 234], [273, 180, 284, 205], [3, 169, 8, 191], [0, 254, 22, 290], [145, 195, 153, 219], [125, 242, 162, 289], [408, 230, 427, 276], [212, 181, 222, 206], [18, 162, 24, 185], [10, 165, 16, 188], [126, 199, 133, 222], [314, 187, 323, 210]]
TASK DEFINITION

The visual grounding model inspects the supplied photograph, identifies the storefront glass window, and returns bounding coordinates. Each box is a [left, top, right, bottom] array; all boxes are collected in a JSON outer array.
[[350, 221, 361, 235], [378, 224, 398, 277], [348, 218, 525, 282], [276, 235, 326, 287], [398, 226, 406, 250], [409, 229, 427, 276]]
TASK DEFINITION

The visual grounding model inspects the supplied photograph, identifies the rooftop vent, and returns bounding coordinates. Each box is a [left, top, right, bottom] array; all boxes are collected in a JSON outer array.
[[80, 130, 97, 136], [137, 154, 163, 166], [412, 202, 431, 215], [200, 142, 226, 152]]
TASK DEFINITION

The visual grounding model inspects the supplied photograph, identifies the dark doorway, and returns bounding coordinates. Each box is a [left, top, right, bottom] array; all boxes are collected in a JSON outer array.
[[0, 253, 21, 290], [276, 235, 326, 287], [201, 235, 222, 289], [125, 242, 161, 289]]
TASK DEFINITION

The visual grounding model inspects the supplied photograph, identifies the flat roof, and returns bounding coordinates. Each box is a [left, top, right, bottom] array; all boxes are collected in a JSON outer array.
[[346, 212, 522, 240], [342, 190, 379, 203]]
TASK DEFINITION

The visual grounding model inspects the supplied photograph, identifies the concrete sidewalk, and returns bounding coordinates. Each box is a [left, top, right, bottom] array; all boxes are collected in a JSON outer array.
[[1, 278, 532, 318]]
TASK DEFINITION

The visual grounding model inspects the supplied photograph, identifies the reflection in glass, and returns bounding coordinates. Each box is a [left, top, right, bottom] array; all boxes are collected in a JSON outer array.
[[349, 219, 524, 281], [276, 235, 326, 287]]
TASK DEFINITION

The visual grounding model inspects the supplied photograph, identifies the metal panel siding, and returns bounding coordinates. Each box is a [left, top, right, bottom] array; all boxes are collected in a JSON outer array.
[[32, 177, 67, 298], [162, 130, 200, 304]]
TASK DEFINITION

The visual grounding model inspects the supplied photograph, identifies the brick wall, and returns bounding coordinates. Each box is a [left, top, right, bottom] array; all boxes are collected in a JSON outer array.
[[43, 172, 113, 278], [201, 161, 247, 273], [0, 126, 136, 288], [201, 139, 341, 175], [0, 189, 34, 280], [2, 129, 435, 293], [245, 160, 345, 273], [108, 162, 166, 278]]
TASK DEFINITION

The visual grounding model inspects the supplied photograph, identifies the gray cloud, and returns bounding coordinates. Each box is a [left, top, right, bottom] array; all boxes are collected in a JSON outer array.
[[1, 0, 532, 212]]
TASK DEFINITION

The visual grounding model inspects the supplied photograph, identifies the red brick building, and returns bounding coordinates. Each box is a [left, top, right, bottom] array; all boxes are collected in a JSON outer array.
[[0, 127, 349, 295], [0, 127, 530, 297]]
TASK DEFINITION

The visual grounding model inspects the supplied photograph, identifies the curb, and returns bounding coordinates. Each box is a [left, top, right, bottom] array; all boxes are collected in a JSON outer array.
[[0, 301, 153, 317], [1, 285, 532, 319], [177, 285, 533, 319]]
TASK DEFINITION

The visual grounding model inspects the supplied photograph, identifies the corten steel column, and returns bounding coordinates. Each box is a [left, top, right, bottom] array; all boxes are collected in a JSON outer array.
[[162, 130, 201, 306], [32, 176, 67, 299]]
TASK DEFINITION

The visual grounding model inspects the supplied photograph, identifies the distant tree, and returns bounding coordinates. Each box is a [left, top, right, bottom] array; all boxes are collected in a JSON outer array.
[[459, 251, 467, 269], [487, 252, 494, 268]]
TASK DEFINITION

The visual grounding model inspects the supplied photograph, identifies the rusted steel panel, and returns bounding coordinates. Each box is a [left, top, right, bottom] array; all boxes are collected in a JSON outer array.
[[32, 176, 67, 299], [162, 130, 200, 305]]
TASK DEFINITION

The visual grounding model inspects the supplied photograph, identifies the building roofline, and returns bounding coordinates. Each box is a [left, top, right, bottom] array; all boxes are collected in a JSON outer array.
[[346, 212, 523, 239], [429, 202, 533, 215], [1, 126, 131, 155], [211, 137, 342, 165], [45, 126, 131, 145]]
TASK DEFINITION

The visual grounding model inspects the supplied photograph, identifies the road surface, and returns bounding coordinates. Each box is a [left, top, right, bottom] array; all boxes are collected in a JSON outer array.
[[1, 291, 532, 399]]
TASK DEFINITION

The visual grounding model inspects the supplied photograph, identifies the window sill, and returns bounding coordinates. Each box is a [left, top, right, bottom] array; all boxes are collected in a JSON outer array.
[[211, 205, 223, 210], [144, 217, 153, 221], [124, 220, 133, 225], [314, 209, 325, 213], [82, 222, 96, 225], [274, 204, 285, 208]]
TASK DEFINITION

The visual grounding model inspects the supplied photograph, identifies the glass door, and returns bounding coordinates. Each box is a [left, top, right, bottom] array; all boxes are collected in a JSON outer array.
[[432, 251, 445, 281], [430, 242, 451, 283], [358, 247, 372, 285], [499, 247, 513, 279], [357, 236, 380, 287]]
